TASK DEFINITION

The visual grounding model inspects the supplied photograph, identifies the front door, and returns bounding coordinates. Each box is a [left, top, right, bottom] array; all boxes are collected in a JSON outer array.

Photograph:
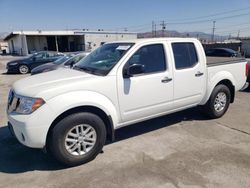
[[117, 43, 174, 123]]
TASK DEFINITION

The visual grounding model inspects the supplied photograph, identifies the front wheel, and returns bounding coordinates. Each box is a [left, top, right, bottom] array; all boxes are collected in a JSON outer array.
[[203, 84, 231, 119], [49, 112, 106, 167], [19, 65, 29, 74]]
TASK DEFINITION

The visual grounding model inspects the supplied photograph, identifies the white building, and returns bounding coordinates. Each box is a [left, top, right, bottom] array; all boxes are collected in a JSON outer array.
[[4, 30, 137, 55], [0, 40, 9, 54]]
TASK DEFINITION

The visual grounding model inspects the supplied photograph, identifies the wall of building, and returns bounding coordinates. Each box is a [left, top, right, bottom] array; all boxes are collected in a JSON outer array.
[[67, 35, 85, 51], [0, 42, 9, 54], [84, 33, 137, 51], [5, 31, 137, 55], [7, 35, 28, 55], [26, 36, 48, 53]]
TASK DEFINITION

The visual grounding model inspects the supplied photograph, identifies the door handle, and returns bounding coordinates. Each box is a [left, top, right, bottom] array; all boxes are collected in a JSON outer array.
[[195, 71, 204, 77], [161, 77, 172, 83]]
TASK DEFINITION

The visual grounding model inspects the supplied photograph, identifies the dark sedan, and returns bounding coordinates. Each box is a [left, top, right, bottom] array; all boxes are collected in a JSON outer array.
[[6, 51, 64, 74], [31, 52, 89, 75], [205, 48, 241, 57]]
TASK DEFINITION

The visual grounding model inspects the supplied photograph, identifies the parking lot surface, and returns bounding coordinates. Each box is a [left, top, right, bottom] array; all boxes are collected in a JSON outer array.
[[0, 55, 250, 188]]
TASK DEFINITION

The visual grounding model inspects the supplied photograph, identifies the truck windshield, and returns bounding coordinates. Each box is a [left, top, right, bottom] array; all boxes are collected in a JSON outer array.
[[73, 43, 134, 75]]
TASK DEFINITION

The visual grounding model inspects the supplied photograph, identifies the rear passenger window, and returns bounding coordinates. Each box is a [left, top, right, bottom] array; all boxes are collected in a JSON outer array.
[[172, 43, 198, 69], [127, 44, 166, 74]]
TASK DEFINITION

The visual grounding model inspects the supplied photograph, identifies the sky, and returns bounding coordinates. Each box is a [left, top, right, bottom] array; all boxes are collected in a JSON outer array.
[[1, 0, 250, 37]]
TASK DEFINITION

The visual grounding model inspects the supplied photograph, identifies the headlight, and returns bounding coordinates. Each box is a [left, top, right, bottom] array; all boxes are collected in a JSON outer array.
[[16, 96, 45, 114], [9, 62, 18, 66]]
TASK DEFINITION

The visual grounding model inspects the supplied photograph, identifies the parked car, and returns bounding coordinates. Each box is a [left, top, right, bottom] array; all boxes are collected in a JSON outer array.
[[7, 38, 248, 167], [205, 48, 240, 57], [6, 51, 64, 74], [30, 55, 73, 75], [31, 52, 89, 75]]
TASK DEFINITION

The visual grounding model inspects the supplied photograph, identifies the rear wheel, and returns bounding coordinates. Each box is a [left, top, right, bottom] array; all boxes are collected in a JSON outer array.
[[49, 112, 106, 167], [19, 65, 29, 74], [203, 84, 231, 119]]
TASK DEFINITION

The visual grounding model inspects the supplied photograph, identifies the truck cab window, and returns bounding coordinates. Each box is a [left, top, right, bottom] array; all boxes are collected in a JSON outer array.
[[127, 44, 166, 74], [172, 43, 198, 69]]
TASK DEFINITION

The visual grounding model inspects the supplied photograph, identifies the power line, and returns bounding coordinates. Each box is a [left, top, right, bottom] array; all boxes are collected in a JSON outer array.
[[216, 21, 250, 31], [105, 7, 250, 33], [161, 6, 250, 22], [165, 12, 250, 25], [169, 21, 250, 35], [216, 26, 250, 34], [112, 9, 250, 31]]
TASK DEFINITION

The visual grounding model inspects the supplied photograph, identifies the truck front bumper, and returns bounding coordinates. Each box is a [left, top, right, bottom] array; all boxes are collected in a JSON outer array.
[[7, 103, 55, 149]]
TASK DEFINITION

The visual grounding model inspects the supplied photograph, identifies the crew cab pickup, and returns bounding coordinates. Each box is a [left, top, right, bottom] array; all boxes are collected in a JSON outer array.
[[7, 38, 249, 166]]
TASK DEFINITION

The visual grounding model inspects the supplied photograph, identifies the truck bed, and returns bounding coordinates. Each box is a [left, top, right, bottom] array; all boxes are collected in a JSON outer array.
[[206, 56, 247, 92], [206, 57, 246, 67]]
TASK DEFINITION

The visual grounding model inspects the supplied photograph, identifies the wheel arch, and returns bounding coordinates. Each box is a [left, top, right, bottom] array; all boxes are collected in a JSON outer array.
[[215, 79, 235, 103], [201, 70, 236, 105], [45, 105, 115, 151]]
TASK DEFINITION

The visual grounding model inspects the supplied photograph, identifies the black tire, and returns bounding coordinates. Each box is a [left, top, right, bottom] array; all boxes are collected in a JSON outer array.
[[49, 112, 106, 167], [19, 64, 29, 74], [203, 84, 231, 119]]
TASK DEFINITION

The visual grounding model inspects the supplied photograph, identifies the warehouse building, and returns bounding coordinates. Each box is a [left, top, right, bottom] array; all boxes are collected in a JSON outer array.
[[240, 37, 250, 57], [4, 30, 137, 55]]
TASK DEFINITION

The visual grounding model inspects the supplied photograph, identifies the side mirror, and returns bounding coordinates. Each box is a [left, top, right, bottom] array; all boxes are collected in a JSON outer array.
[[64, 60, 74, 68], [70, 61, 76, 68], [124, 64, 145, 78]]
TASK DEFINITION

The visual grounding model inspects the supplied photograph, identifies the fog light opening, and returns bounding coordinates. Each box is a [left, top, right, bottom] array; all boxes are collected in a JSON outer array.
[[21, 133, 25, 142]]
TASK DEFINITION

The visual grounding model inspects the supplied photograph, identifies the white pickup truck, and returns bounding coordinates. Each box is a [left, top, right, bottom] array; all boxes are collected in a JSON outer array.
[[7, 38, 249, 166]]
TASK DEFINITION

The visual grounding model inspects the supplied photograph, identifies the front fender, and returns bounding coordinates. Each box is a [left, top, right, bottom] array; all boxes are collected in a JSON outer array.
[[46, 91, 120, 128], [200, 71, 236, 105]]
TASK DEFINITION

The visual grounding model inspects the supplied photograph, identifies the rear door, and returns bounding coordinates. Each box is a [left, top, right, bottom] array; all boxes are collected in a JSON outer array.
[[47, 52, 63, 62], [171, 42, 206, 109], [31, 52, 48, 69]]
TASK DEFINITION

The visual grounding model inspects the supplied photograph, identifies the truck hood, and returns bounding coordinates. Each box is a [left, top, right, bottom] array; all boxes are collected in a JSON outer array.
[[12, 68, 100, 99]]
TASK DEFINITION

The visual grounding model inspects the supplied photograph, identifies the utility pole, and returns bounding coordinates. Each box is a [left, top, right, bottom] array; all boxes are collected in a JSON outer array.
[[211, 21, 216, 43], [237, 30, 240, 39], [55, 36, 59, 52], [154, 23, 157, 37], [160, 21, 166, 37], [152, 21, 155, 37]]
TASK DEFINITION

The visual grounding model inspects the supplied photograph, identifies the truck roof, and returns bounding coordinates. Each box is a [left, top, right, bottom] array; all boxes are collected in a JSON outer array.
[[107, 37, 200, 44]]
